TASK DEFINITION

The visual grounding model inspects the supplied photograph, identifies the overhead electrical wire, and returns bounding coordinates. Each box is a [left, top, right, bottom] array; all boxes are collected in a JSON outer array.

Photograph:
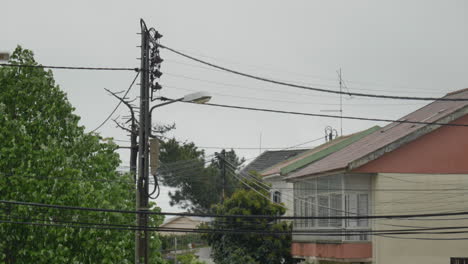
[[4, 199, 468, 220], [175, 100, 468, 127], [90, 72, 140, 133], [0, 63, 139, 72], [378, 234, 468, 241], [4, 216, 468, 238], [164, 71, 421, 104], [164, 83, 423, 107], [158, 44, 468, 102], [116, 136, 324, 150], [2, 211, 468, 236], [165, 59, 448, 96], [163, 49, 452, 95], [0, 172, 133, 185]]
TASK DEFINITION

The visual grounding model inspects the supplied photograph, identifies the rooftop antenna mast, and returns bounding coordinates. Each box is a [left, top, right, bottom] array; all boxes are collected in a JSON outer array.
[[338, 68, 343, 136], [259, 132, 262, 154], [320, 68, 345, 136]]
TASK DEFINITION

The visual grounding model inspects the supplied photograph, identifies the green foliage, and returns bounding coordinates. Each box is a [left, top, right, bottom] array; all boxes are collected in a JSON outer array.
[[175, 253, 206, 264], [204, 188, 297, 264], [0, 46, 164, 263], [159, 139, 244, 212]]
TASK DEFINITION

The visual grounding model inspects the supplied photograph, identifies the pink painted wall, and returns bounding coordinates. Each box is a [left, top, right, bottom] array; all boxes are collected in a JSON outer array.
[[291, 242, 372, 259], [354, 114, 468, 174]]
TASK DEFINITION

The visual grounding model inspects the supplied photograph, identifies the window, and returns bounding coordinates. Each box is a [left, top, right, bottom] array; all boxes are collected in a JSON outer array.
[[358, 193, 369, 227], [273, 191, 281, 204], [294, 174, 344, 229], [330, 194, 342, 227], [345, 193, 369, 228], [451, 258, 468, 264], [293, 174, 371, 240]]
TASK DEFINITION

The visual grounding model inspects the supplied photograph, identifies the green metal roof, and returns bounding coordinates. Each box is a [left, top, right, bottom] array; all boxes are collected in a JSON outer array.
[[280, 126, 381, 176]]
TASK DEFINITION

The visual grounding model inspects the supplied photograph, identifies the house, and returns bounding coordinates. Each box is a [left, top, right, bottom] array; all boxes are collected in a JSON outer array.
[[241, 149, 311, 214], [160, 216, 210, 235], [160, 216, 215, 264], [259, 127, 379, 217], [285, 88, 468, 264]]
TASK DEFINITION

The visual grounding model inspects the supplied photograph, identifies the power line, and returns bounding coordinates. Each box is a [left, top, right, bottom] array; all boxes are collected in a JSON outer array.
[[0, 172, 133, 185], [176, 100, 468, 127], [163, 48, 452, 95], [4, 211, 468, 236], [158, 44, 468, 102], [4, 199, 468, 220], [90, 72, 140, 133], [116, 136, 323, 150], [4, 217, 468, 238], [165, 83, 423, 107], [0, 63, 139, 72], [378, 234, 468, 241]]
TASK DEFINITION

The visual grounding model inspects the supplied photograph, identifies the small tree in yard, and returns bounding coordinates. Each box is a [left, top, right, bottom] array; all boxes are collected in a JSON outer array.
[[0, 47, 164, 263], [204, 187, 297, 264]]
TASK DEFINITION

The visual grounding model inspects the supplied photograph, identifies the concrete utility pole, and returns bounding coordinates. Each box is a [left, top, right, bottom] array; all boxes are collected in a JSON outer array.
[[217, 150, 227, 203], [132, 19, 211, 264], [136, 18, 150, 264], [136, 19, 163, 264]]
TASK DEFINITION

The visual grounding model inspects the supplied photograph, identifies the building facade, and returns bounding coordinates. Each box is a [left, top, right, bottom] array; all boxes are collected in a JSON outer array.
[[286, 89, 468, 263]]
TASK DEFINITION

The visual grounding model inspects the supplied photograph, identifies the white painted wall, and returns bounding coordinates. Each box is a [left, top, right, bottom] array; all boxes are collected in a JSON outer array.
[[264, 174, 294, 216]]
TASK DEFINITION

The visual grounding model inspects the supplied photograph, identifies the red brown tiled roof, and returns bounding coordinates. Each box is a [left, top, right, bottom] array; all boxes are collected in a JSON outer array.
[[287, 88, 468, 180]]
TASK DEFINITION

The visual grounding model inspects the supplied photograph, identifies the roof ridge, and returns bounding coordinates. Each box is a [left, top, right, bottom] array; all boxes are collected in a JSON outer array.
[[446, 88, 468, 96]]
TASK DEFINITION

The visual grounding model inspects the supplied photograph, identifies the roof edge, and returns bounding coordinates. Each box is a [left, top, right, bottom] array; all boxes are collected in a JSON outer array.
[[285, 169, 347, 181], [348, 105, 468, 171], [280, 126, 381, 176], [446, 88, 468, 96]]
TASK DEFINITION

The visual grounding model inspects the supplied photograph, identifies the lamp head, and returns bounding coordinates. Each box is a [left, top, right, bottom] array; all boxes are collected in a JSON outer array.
[[182, 91, 212, 104]]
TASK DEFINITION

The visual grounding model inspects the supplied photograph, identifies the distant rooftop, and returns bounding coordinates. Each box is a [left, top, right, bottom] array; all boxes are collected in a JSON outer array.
[[241, 149, 310, 174]]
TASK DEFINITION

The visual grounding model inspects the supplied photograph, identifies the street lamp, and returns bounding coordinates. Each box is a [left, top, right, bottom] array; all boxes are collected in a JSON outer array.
[[145, 90, 212, 180], [144, 92, 211, 173], [147, 91, 212, 173], [135, 90, 211, 264], [149, 91, 212, 113]]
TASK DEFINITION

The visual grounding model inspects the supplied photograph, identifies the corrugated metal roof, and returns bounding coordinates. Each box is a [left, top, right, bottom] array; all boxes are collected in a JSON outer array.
[[261, 139, 346, 177], [241, 149, 310, 174], [287, 89, 468, 180], [261, 128, 379, 177]]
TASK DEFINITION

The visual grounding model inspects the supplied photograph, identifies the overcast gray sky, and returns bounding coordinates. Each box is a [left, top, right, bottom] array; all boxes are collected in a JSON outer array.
[[2, 0, 467, 212]]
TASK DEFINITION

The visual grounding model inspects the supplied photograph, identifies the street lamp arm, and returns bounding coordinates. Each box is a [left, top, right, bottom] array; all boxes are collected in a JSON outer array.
[[149, 97, 184, 114], [149, 91, 211, 114]]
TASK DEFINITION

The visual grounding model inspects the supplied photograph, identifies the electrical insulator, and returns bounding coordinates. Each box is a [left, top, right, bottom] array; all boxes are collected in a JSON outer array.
[[151, 82, 162, 91], [153, 56, 163, 64], [153, 31, 163, 39], [152, 69, 162, 78]]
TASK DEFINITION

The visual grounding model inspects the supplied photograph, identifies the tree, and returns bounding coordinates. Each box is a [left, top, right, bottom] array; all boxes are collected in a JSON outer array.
[[158, 139, 243, 213], [204, 188, 296, 264], [0, 47, 164, 263]]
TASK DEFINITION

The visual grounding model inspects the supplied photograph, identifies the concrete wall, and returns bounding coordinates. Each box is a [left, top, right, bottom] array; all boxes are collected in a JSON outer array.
[[372, 173, 468, 264]]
